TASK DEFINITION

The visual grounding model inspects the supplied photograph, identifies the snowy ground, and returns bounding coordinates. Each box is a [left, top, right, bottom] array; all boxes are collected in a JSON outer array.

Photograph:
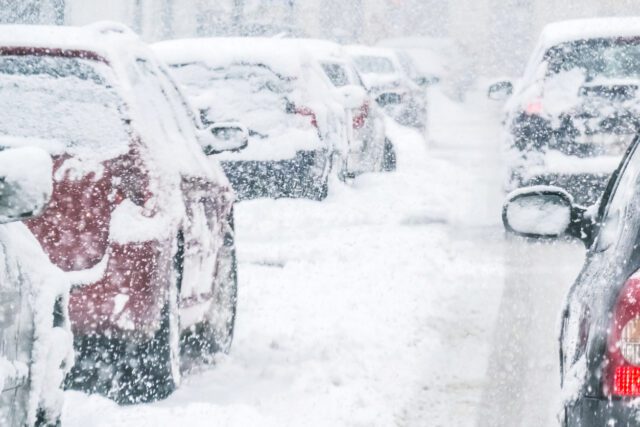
[[63, 88, 585, 426]]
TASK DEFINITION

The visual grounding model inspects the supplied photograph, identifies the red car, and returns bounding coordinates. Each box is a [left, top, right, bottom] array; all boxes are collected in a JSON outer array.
[[0, 23, 245, 403]]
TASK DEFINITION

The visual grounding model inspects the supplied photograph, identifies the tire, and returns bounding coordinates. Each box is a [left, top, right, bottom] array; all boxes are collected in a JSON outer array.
[[313, 179, 329, 201], [185, 211, 238, 360], [65, 239, 182, 405], [208, 213, 238, 355], [382, 139, 397, 172]]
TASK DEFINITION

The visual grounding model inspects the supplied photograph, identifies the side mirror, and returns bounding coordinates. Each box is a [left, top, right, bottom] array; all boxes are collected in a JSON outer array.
[[0, 147, 52, 223], [503, 186, 579, 239], [415, 75, 440, 87], [488, 80, 513, 101], [336, 85, 367, 109], [376, 92, 403, 107], [198, 122, 249, 155]]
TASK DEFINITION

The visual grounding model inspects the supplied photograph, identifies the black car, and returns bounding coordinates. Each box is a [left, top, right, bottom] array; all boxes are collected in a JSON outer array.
[[490, 19, 640, 205], [503, 134, 640, 425]]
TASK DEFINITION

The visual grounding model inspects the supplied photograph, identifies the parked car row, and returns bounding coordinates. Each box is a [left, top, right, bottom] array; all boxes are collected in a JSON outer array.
[[0, 22, 420, 427], [498, 17, 640, 427]]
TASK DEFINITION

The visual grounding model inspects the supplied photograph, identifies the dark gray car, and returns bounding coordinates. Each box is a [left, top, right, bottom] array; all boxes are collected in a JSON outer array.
[[502, 135, 640, 425]]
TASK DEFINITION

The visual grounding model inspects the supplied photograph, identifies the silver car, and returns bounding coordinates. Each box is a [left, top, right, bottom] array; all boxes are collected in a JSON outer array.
[[0, 147, 72, 427]]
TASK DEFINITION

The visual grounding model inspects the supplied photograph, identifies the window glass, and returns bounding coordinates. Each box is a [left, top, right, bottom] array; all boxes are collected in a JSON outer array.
[[0, 55, 128, 155], [321, 62, 350, 87]]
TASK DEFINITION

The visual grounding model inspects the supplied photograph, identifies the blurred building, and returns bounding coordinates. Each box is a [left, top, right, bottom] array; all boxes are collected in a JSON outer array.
[[6, 0, 640, 79]]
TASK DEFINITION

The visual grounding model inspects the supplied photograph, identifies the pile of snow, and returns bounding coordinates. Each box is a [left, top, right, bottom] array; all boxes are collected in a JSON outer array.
[[61, 88, 510, 426]]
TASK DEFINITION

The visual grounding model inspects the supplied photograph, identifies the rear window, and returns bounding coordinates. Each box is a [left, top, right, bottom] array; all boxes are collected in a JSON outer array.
[[0, 54, 129, 155], [169, 62, 293, 95], [545, 38, 640, 81], [321, 62, 350, 87], [352, 55, 396, 74]]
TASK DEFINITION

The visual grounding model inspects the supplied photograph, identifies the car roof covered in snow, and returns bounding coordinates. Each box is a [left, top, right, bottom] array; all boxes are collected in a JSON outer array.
[[0, 22, 143, 60], [538, 17, 640, 49], [344, 44, 399, 61], [153, 37, 311, 78], [289, 38, 345, 61]]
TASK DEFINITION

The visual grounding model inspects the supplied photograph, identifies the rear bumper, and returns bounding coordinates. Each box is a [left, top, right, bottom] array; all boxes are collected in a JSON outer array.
[[565, 396, 640, 427], [68, 239, 172, 339], [220, 149, 330, 200]]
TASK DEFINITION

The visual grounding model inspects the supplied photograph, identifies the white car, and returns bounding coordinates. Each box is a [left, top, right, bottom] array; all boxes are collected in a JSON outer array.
[[346, 45, 427, 132], [378, 36, 472, 100], [154, 37, 347, 200], [295, 38, 395, 175], [0, 147, 72, 427]]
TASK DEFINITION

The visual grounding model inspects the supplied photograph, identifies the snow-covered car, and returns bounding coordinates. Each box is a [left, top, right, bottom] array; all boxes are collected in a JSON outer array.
[[0, 22, 242, 404], [501, 133, 640, 426], [154, 37, 346, 200], [346, 45, 427, 132], [378, 36, 472, 100], [492, 18, 640, 205], [0, 147, 73, 427], [297, 38, 395, 175]]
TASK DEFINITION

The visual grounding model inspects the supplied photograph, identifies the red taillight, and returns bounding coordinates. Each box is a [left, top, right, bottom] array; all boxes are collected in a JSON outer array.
[[295, 106, 318, 129], [614, 366, 640, 396], [525, 99, 543, 115], [605, 272, 640, 396], [353, 102, 369, 129]]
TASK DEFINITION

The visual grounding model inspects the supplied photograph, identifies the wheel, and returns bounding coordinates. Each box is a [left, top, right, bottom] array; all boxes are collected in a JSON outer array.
[[382, 138, 397, 172], [64, 238, 182, 405], [35, 409, 61, 427], [313, 178, 329, 201], [190, 210, 238, 359]]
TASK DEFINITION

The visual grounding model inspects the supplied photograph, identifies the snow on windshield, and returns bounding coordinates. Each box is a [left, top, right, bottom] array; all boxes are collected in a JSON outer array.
[[351, 55, 395, 74], [0, 55, 128, 156], [168, 61, 324, 160], [546, 39, 640, 81]]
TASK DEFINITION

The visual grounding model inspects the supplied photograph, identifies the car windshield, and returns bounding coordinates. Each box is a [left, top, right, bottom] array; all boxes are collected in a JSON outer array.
[[546, 38, 640, 81], [170, 62, 293, 95], [352, 55, 396, 74], [0, 54, 128, 155]]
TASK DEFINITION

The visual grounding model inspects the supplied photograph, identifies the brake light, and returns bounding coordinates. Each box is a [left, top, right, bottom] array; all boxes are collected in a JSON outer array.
[[525, 98, 543, 115], [295, 106, 318, 129], [353, 102, 369, 129], [604, 271, 640, 396]]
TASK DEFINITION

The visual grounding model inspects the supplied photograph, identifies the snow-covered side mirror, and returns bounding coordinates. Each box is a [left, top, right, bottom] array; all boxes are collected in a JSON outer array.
[[198, 122, 249, 155], [0, 147, 53, 224], [337, 85, 367, 109], [502, 186, 575, 239], [488, 80, 514, 101]]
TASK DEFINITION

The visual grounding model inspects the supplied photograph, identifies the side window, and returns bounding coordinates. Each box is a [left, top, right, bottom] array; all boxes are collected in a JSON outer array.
[[155, 64, 202, 139], [132, 58, 190, 147], [321, 62, 350, 87], [595, 141, 640, 251]]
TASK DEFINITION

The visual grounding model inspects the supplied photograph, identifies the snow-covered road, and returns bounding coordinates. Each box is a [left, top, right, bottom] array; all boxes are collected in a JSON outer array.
[[63, 90, 586, 426]]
